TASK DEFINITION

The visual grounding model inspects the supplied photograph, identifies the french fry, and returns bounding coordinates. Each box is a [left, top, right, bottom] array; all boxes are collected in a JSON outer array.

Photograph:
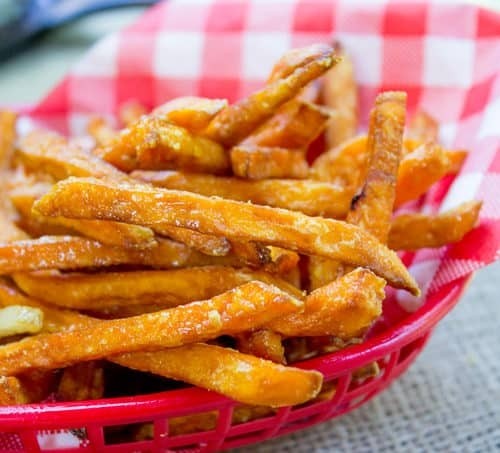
[[0, 110, 17, 169], [131, 170, 351, 217], [323, 42, 358, 148], [152, 97, 228, 133], [13, 266, 303, 310], [10, 184, 156, 249], [242, 100, 332, 149], [119, 101, 147, 126], [407, 111, 438, 143], [237, 330, 285, 364], [100, 118, 229, 174], [0, 281, 303, 376], [204, 45, 339, 146], [87, 116, 116, 147], [269, 268, 384, 338], [0, 305, 43, 338], [34, 176, 419, 294], [0, 281, 320, 407], [146, 225, 230, 256], [230, 146, 309, 179], [388, 201, 482, 251], [57, 362, 104, 401], [0, 376, 29, 405]]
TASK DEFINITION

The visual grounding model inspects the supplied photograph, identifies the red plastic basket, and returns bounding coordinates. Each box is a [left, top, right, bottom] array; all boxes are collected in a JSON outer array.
[[0, 274, 471, 452]]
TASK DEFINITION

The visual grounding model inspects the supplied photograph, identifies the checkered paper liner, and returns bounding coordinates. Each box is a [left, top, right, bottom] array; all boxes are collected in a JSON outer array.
[[3, 0, 500, 450]]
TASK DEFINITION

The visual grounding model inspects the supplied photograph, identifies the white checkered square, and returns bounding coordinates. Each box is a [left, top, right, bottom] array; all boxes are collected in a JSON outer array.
[[72, 35, 119, 77], [440, 172, 483, 212], [478, 96, 500, 139], [154, 32, 204, 77], [242, 32, 291, 79]]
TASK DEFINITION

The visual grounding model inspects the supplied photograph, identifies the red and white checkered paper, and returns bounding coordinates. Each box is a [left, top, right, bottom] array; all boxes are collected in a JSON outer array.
[[3, 0, 500, 448]]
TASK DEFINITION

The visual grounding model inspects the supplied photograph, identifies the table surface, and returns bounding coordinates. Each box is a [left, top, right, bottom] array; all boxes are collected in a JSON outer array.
[[0, 5, 499, 453]]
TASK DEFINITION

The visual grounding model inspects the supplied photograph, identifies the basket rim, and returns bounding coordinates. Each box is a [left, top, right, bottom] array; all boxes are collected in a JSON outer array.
[[0, 274, 472, 429]]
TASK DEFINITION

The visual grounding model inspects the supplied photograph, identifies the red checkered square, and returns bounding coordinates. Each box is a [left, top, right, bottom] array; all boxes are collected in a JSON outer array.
[[153, 78, 199, 105], [116, 75, 155, 110], [117, 34, 155, 75], [68, 76, 115, 114], [335, 2, 385, 34], [201, 34, 244, 78], [476, 7, 500, 37], [162, 2, 212, 32], [293, 0, 335, 33], [382, 1, 428, 36], [382, 37, 424, 85], [427, 3, 477, 39], [473, 40, 500, 81], [198, 77, 240, 103], [206, 0, 248, 32], [461, 75, 495, 119]]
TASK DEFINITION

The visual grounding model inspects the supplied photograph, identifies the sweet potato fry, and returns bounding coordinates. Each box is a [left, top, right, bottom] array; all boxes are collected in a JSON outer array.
[[10, 184, 156, 249], [0, 376, 29, 405], [237, 330, 285, 364], [100, 118, 229, 174], [13, 266, 303, 310], [0, 110, 17, 169], [0, 305, 43, 339], [87, 116, 116, 147], [230, 146, 308, 179], [0, 236, 213, 274], [34, 177, 419, 294], [57, 362, 104, 401], [152, 97, 227, 133], [407, 110, 438, 143], [388, 201, 481, 251], [242, 100, 332, 149], [323, 42, 358, 148], [131, 170, 351, 218], [0, 281, 320, 406], [119, 100, 147, 126], [269, 268, 384, 338], [204, 45, 339, 146], [0, 281, 303, 375]]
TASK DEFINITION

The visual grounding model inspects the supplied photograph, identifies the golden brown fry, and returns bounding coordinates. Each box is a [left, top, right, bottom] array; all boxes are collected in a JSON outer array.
[[388, 201, 481, 251], [10, 184, 156, 249], [101, 118, 229, 174], [407, 111, 438, 143], [230, 146, 308, 179], [119, 100, 147, 126], [153, 97, 227, 133], [0, 281, 303, 376], [237, 330, 285, 364], [0, 376, 29, 405], [204, 45, 339, 146], [0, 282, 319, 407], [269, 268, 384, 338], [323, 42, 358, 148], [0, 110, 17, 169], [87, 116, 116, 147], [446, 149, 467, 174], [13, 266, 303, 310], [35, 177, 419, 294], [0, 305, 43, 338], [242, 100, 332, 149], [151, 225, 230, 256], [265, 246, 300, 275], [57, 362, 104, 401], [131, 170, 351, 218]]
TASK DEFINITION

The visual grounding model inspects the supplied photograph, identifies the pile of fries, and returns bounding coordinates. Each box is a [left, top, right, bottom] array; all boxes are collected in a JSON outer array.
[[0, 43, 480, 424]]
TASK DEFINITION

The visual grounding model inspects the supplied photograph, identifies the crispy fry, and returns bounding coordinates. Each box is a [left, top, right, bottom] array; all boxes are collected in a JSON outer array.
[[13, 266, 303, 310], [57, 362, 104, 401], [389, 201, 481, 251], [230, 146, 309, 179], [100, 118, 229, 174], [153, 97, 227, 133], [242, 100, 332, 149], [407, 111, 438, 143], [119, 101, 147, 126], [237, 330, 285, 364], [0, 281, 303, 376], [0, 281, 319, 406], [132, 170, 350, 217], [0, 110, 17, 169], [323, 42, 358, 148], [0, 376, 29, 405], [10, 184, 156, 249], [204, 45, 339, 146], [35, 177, 419, 294], [269, 268, 384, 338], [87, 116, 116, 147], [0, 305, 43, 339]]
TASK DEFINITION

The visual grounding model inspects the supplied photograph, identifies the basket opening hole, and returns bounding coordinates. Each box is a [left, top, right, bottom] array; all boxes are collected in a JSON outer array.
[[168, 410, 219, 437], [103, 421, 154, 445], [36, 428, 87, 450]]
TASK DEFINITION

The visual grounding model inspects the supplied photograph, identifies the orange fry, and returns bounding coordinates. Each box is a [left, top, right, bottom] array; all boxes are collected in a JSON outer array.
[[57, 361, 104, 401], [35, 177, 419, 294], [230, 145, 308, 179], [13, 266, 303, 310], [323, 42, 358, 148], [87, 116, 116, 147], [0, 110, 17, 169], [242, 100, 332, 149], [388, 201, 481, 251], [204, 45, 339, 146], [407, 110, 438, 143], [0, 376, 29, 405], [131, 170, 351, 217], [0, 281, 303, 375], [237, 330, 285, 364], [119, 100, 148, 126]]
